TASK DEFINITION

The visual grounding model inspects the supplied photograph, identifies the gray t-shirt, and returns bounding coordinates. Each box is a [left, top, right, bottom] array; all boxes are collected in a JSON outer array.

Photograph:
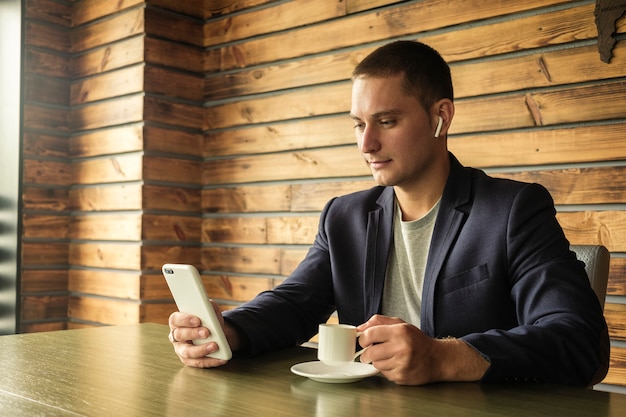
[[381, 198, 440, 328]]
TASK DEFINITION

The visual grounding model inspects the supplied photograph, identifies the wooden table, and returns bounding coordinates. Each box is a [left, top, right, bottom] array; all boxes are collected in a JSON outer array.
[[0, 323, 624, 416]]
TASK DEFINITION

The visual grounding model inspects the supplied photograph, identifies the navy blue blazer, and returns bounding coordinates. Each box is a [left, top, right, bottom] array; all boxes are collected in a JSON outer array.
[[224, 153, 609, 386]]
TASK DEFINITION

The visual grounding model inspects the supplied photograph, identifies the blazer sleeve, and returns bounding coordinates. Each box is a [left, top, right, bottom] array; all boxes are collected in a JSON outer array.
[[223, 199, 339, 356], [460, 183, 609, 386]]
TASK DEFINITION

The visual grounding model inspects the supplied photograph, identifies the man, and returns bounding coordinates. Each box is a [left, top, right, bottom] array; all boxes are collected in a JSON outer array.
[[169, 41, 609, 386]]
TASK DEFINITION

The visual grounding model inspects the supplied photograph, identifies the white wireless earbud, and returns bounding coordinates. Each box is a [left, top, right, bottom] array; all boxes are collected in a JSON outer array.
[[434, 116, 443, 138]]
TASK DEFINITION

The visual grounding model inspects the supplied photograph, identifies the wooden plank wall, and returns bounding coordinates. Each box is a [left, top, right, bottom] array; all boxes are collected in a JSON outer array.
[[19, 0, 626, 389], [67, 0, 206, 326], [21, 0, 72, 332]]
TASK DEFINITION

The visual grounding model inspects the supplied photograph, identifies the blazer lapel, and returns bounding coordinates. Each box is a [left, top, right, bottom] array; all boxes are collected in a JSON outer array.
[[363, 187, 395, 319], [420, 154, 473, 335]]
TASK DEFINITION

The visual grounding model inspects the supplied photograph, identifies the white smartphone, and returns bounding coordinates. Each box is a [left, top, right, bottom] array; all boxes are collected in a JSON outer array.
[[162, 263, 232, 360]]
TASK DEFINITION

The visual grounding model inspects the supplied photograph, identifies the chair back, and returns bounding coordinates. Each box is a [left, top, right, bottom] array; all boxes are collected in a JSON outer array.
[[570, 245, 610, 310]]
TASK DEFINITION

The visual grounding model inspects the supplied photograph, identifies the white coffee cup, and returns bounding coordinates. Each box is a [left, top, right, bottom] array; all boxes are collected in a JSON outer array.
[[317, 323, 363, 366]]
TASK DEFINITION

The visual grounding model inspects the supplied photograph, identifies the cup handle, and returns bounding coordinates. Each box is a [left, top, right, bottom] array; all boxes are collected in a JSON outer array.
[[353, 346, 369, 360]]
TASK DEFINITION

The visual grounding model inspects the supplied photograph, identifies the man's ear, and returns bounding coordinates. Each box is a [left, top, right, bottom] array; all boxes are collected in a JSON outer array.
[[432, 99, 454, 138]]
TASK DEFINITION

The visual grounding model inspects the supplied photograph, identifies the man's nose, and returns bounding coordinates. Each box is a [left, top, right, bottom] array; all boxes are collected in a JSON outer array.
[[359, 126, 381, 153]]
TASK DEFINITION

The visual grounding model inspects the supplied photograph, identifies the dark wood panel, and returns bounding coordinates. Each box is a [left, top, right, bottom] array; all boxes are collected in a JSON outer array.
[[605, 303, 626, 341], [23, 131, 69, 158], [141, 303, 175, 324], [145, 37, 204, 73], [24, 0, 71, 26], [603, 347, 626, 386], [140, 273, 172, 299], [143, 185, 201, 213], [143, 156, 202, 184], [22, 214, 69, 239], [23, 74, 70, 105], [23, 103, 70, 132], [142, 214, 202, 242], [144, 96, 204, 130], [144, 126, 203, 156], [146, 0, 213, 19], [20, 270, 68, 293], [21, 242, 69, 266], [145, 65, 204, 101], [23, 47, 72, 78], [22, 186, 69, 212], [144, 7, 204, 47], [22, 159, 71, 186], [608, 257, 626, 296], [21, 295, 68, 321], [21, 322, 68, 333], [204, 0, 281, 19], [24, 20, 70, 52], [141, 245, 201, 270]]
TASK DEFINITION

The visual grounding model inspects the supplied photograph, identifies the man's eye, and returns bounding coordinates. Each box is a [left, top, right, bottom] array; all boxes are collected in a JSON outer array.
[[353, 122, 365, 130], [380, 119, 395, 127]]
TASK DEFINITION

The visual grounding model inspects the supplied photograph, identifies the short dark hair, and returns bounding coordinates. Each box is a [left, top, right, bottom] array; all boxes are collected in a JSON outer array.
[[352, 40, 454, 112]]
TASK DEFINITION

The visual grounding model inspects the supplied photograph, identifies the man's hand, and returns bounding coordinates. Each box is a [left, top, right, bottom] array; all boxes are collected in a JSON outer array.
[[357, 315, 490, 385], [168, 301, 240, 368]]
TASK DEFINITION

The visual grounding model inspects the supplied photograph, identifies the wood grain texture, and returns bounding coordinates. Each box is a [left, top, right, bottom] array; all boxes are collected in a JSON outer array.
[[71, 154, 143, 184], [70, 124, 143, 157], [608, 258, 626, 296], [73, 36, 145, 77], [71, 7, 144, 52], [558, 211, 626, 252], [72, 0, 143, 26], [210, 0, 578, 71]]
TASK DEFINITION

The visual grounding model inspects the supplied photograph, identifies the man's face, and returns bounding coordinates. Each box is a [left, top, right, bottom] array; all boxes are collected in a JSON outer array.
[[350, 74, 441, 190]]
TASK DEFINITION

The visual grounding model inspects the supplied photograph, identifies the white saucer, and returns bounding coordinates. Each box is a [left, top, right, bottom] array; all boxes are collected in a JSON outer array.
[[290, 361, 378, 383]]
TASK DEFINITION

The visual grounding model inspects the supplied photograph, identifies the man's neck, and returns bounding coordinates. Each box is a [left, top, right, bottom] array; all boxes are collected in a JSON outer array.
[[394, 155, 450, 221]]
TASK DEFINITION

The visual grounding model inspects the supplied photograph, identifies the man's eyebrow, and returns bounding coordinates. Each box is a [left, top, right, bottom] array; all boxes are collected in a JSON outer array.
[[349, 109, 403, 120]]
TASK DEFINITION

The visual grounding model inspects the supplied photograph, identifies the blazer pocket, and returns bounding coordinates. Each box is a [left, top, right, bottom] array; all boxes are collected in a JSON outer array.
[[438, 264, 490, 295]]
